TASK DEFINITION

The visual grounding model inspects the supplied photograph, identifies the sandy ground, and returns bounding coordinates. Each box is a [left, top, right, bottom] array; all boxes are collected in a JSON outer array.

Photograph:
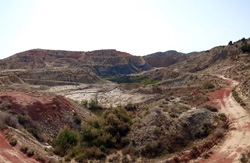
[[47, 83, 155, 107], [192, 76, 250, 163], [0, 132, 38, 163]]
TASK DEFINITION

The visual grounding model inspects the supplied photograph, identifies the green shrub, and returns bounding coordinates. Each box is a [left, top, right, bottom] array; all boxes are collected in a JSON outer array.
[[81, 107, 132, 149], [202, 81, 215, 89], [9, 137, 17, 146], [241, 44, 250, 53], [55, 126, 78, 149], [75, 152, 86, 162], [81, 100, 88, 108], [53, 126, 78, 156], [100, 145, 106, 152], [219, 113, 227, 122], [27, 149, 34, 157], [89, 97, 99, 109]]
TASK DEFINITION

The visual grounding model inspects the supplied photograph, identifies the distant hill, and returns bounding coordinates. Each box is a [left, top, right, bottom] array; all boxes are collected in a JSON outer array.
[[0, 49, 152, 77], [143, 50, 188, 67], [145, 50, 183, 57]]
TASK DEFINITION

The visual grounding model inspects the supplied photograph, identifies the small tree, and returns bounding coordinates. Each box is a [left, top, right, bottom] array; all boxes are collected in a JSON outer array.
[[54, 126, 78, 150], [228, 41, 233, 45]]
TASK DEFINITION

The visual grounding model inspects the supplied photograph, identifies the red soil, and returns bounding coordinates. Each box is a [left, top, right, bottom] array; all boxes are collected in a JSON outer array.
[[0, 91, 78, 135], [0, 131, 38, 163], [0, 91, 52, 105]]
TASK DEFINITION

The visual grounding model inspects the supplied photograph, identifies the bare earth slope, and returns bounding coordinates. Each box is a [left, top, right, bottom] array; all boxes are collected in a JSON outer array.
[[193, 76, 250, 163], [0, 132, 38, 163], [0, 49, 152, 77]]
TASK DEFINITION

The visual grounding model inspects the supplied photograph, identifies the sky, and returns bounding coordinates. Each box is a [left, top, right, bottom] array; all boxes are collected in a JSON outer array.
[[0, 0, 250, 59]]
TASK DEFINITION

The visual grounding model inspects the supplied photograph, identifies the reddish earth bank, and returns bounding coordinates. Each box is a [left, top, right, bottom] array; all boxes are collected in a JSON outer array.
[[0, 131, 38, 163], [0, 91, 84, 135]]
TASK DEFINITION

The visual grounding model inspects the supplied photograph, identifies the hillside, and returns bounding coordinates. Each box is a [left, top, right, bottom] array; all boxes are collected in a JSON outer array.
[[0, 49, 151, 77], [0, 37, 249, 163], [143, 50, 188, 67]]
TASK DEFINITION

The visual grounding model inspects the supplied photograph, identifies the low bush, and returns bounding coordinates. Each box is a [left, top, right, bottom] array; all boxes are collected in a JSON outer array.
[[0, 112, 18, 128], [232, 88, 246, 107], [241, 44, 250, 53], [27, 149, 34, 157], [20, 146, 28, 154], [74, 115, 82, 125], [35, 154, 46, 163], [202, 81, 215, 89], [218, 113, 227, 122], [201, 104, 218, 112], [141, 141, 161, 158], [9, 137, 17, 146]]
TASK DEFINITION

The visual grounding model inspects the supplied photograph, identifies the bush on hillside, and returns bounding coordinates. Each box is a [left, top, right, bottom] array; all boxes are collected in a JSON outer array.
[[53, 126, 78, 156], [0, 112, 18, 128], [202, 81, 215, 89], [241, 44, 250, 53], [17, 115, 44, 142], [81, 107, 132, 149]]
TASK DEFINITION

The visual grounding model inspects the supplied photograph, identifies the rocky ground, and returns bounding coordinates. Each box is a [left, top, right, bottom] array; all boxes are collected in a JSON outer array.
[[46, 82, 156, 107]]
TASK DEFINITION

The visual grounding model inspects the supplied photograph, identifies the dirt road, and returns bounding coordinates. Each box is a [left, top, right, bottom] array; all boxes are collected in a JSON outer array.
[[195, 76, 250, 163]]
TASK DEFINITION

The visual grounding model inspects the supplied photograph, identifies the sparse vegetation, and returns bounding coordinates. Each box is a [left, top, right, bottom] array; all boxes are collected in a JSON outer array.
[[232, 88, 246, 107], [9, 137, 17, 146], [183, 93, 209, 106], [218, 113, 227, 122], [201, 103, 218, 112], [0, 111, 18, 128], [17, 115, 45, 142], [241, 44, 250, 53], [53, 107, 132, 160], [240, 149, 250, 163], [20, 146, 28, 154], [74, 114, 82, 125], [35, 154, 46, 163], [202, 81, 215, 89], [53, 126, 78, 156], [0, 36, 249, 162]]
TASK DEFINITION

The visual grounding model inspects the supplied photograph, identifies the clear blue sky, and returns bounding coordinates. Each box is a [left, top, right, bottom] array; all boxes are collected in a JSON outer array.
[[0, 0, 250, 59]]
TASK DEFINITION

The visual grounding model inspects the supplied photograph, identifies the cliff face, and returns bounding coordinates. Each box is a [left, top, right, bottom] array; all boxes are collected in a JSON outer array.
[[0, 49, 151, 77]]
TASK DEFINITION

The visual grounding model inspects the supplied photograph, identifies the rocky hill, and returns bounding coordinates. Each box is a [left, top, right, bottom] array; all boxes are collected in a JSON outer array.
[[143, 50, 188, 67], [0, 49, 151, 77], [168, 38, 250, 73]]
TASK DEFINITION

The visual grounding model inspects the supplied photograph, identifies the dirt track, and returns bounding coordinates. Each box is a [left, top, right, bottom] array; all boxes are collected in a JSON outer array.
[[194, 76, 250, 163]]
